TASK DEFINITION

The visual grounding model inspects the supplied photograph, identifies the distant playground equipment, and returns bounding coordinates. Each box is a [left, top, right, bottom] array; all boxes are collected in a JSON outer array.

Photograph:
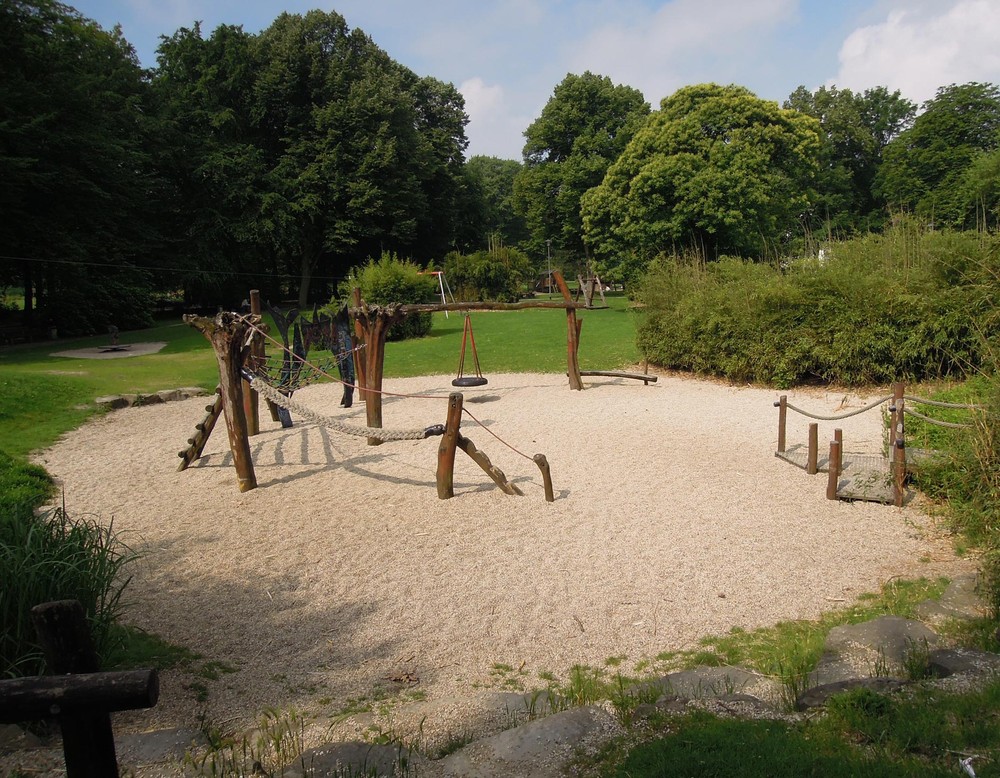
[[179, 292, 554, 501], [774, 382, 981, 506], [452, 314, 487, 387]]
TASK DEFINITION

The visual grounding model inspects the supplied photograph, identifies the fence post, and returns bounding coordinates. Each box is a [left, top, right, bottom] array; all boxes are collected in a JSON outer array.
[[774, 395, 787, 453], [31, 600, 120, 778], [807, 422, 818, 475], [826, 429, 843, 500], [893, 397, 906, 507], [437, 393, 464, 499]]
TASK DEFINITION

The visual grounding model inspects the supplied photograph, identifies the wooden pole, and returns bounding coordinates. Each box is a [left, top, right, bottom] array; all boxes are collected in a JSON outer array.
[[184, 313, 257, 491], [177, 387, 223, 471], [242, 290, 263, 435], [889, 381, 904, 450], [826, 437, 842, 500], [351, 287, 368, 399], [31, 601, 119, 777], [893, 397, 906, 507], [533, 454, 555, 502], [0, 670, 158, 722], [552, 271, 584, 390], [437, 392, 464, 499], [774, 395, 787, 453], [807, 422, 818, 475]]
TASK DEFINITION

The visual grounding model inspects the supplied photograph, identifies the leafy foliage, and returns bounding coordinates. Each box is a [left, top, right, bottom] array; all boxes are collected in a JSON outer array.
[[341, 253, 438, 340], [878, 82, 1000, 229], [582, 84, 822, 280], [514, 71, 649, 266], [636, 228, 1000, 387], [443, 244, 532, 302]]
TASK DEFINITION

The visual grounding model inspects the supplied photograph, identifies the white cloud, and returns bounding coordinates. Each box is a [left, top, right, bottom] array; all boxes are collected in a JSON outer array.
[[459, 77, 533, 160], [568, 0, 798, 106], [832, 0, 1000, 106]]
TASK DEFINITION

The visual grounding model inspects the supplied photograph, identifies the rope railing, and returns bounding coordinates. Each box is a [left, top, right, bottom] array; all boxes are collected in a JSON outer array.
[[903, 395, 984, 411], [249, 374, 443, 442], [780, 395, 893, 422], [903, 407, 973, 429]]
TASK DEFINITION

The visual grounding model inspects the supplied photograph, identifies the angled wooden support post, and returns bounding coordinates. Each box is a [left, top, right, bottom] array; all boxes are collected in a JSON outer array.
[[552, 271, 583, 390], [807, 422, 818, 475], [351, 287, 368, 399], [184, 312, 257, 491], [774, 395, 787, 453], [437, 392, 464, 499], [533, 454, 555, 502]]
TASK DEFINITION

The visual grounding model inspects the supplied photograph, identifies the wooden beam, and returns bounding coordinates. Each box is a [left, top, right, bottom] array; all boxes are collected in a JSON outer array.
[[551, 271, 584, 390], [456, 434, 523, 495], [0, 670, 158, 722]]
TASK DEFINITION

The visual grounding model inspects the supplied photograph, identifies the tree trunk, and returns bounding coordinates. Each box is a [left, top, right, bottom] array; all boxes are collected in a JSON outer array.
[[297, 252, 315, 310]]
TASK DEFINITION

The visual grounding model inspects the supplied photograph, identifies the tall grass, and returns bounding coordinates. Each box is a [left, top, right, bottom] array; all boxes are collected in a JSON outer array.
[[0, 451, 136, 676], [637, 228, 1000, 387]]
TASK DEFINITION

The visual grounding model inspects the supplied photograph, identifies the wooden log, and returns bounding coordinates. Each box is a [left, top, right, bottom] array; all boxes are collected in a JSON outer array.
[[551, 271, 584, 390], [184, 313, 257, 491], [177, 388, 223, 472], [355, 303, 407, 444], [826, 438, 841, 500], [889, 381, 904, 449], [533, 454, 555, 502], [774, 395, 787, 453], [456, 434, 523, 496], [351, 287, 368, 399], [0, 670, 158, 723], [31, 600, 118, 777], [807, 422, 818, 475], [893, 397, 906, 507], [579, 371, 658, 384], [242, 290, 263, 436], [437, 393, 464, 499]]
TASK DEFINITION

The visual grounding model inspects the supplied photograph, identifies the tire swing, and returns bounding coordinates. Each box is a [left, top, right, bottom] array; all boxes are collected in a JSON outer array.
[[452, 313, 488, 387]]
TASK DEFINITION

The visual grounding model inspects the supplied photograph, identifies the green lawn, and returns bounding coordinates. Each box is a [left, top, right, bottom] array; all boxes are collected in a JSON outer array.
[[0, 296, 642, 458]]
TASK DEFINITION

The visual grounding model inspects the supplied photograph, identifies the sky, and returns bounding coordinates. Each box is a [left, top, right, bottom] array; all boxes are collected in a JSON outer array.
[[74, 0, 1000, 160]]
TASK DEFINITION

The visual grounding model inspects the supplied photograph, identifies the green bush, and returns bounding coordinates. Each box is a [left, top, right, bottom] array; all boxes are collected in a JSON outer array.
[[636, 229, 1000, 387], [340, 252, 438, 340], [0, 452, 135, 677], [443, 246, 532, 302]]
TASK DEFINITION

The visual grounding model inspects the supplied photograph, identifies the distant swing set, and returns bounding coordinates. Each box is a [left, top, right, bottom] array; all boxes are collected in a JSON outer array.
[[179, 271, 654, 498]]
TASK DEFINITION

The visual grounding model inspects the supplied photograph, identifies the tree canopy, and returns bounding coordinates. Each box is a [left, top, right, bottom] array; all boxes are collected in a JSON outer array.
[[581, 84, 821, 280], [877, 82, 1000, 229], [513, 72, 649, 269]]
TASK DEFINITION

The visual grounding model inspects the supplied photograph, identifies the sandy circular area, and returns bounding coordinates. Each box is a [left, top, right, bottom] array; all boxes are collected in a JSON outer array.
[[50, 342, 167, 360], [33, 371, 967, 733]]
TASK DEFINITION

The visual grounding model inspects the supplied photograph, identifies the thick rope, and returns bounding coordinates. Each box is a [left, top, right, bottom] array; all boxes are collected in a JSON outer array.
[[904, 395, 984, 411], [250, 375, 442, 442], [903, 407, 973, 429], [784, 395, 893, 421]]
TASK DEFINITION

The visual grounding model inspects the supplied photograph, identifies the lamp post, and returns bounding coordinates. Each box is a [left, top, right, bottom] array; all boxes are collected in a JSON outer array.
[[545, 239, 552, 294]]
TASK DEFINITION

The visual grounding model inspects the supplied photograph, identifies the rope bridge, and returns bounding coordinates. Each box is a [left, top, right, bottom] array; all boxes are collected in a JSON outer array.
[[774, 383, 984, 506]]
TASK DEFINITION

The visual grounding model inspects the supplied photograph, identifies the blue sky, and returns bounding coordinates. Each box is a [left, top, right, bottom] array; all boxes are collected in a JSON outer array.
[[74, 0, 1000, 160]]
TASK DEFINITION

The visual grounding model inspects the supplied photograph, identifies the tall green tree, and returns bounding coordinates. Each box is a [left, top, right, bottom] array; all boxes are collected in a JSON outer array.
[[877, 82, 1000, 228], [0, 0, 158, 334], [784, 85, 914, 233], [513, 72, 649, 270], [582, 84, 821, 280], [462, 156, 528, 250]]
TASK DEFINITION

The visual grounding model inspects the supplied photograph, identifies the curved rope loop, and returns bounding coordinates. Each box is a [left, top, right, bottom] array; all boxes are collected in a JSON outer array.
[[783, 394, 893, 421], [904, 395, 984, 411], [903, 407, 973, 429]]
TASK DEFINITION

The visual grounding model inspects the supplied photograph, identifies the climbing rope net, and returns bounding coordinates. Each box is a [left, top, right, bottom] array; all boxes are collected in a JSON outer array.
[[248, 373, 443, 442]]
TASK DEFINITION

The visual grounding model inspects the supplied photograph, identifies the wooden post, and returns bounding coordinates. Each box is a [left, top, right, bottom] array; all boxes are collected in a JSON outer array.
[[184, 312, 257, 491], [437, 392, 464, 499], [533, 454, 555, 502], [826, 435, 842, 500], [893, 397, 906, 507], [889, 381, 904, 449], [774, 395, 787, 453], [552, 271, 583, 390], [807, 422, 818, 475], [31, 601, 119, 777], [351, 287, 368, 399], [242, 290, 263, 435]]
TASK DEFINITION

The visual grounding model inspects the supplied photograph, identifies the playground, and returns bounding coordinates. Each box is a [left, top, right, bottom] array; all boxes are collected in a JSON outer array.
[[32, 369, 970, 732]]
